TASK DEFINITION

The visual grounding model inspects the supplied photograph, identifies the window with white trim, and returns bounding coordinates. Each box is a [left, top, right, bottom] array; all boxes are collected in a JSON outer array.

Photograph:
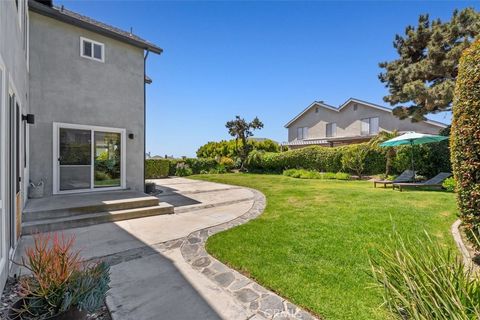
[[326, 122, 336, 137], [361, 117, 379, 135], [80, 37, 105, 62], [297, 127, 308, 140]]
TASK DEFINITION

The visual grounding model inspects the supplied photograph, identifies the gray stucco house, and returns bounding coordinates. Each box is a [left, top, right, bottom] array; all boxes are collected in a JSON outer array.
[[0, 0, 162, 292], [285, 98, 448, 149]]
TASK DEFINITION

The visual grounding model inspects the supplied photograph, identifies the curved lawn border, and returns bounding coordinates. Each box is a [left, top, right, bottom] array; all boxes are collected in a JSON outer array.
[[452, 219, 479, 272], [180, 187, 320, 320]]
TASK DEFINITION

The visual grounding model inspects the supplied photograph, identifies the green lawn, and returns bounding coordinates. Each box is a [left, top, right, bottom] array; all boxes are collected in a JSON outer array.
[[191, 173, 458, 320]]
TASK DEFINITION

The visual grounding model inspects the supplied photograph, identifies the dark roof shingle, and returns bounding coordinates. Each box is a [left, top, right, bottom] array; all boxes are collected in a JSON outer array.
[[29, 0, 162, 54]]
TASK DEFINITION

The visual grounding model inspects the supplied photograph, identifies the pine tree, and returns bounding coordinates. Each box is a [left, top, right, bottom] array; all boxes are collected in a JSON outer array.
[[379, 8, 480, 121]]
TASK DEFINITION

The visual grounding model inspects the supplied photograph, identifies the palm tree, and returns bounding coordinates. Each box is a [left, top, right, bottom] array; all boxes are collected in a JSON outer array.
[[368, 130, 399, 176]]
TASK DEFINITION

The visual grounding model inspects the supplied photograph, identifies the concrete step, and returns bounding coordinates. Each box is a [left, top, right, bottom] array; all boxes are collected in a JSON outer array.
[[23, 196, 160, 222], [22, 203, 174, 234]]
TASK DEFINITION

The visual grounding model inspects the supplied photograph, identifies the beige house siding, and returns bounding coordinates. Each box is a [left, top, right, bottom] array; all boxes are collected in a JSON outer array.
[[287, 100, 446, 145]]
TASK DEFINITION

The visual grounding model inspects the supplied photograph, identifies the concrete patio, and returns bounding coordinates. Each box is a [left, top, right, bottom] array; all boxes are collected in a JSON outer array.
[[13, 178, 256, 319], [12, 177, 317, 320]]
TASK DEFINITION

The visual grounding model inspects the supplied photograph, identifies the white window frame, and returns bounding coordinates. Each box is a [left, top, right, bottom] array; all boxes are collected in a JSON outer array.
[[361, 117, 379, 136], [0, 56, 7, 277], [326, 122, 336, 137], [53, 122, 126, 195], [80, 37, 105, 63], [297, 127, 308, 140]]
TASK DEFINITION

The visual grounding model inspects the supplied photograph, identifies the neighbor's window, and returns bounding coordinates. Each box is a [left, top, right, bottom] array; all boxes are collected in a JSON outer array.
[[297, 127, 308, 140], [326, 122, 336, 137], [80, 37, 104, 62], [361, 117, 379, 135]]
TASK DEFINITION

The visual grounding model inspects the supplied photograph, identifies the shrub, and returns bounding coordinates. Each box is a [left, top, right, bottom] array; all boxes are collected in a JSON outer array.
[[196, 139, 280, 158], [442, 177, 456, 192], [145, 159, 170, 178], [175, 162, 193, 177], [247, 144, 384, 174], [219, 156, 235, 170], [335, 172, 350, 180], [185, 158, 218, 174], [322, 172, 336, 179], [370, 232, 480, 319], [15, 233, 110, 318], [282, 169, 350, 180], [341, 144, 369, 178], [451, 39, 480, 242]]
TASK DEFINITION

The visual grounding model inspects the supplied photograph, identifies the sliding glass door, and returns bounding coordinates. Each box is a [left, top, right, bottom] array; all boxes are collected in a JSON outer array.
[[55, 123, 125, 194], [94, 131, 121, 188]]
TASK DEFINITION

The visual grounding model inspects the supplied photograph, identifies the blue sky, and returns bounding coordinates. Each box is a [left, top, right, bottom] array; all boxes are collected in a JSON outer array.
[[57, 1, 477, 157]]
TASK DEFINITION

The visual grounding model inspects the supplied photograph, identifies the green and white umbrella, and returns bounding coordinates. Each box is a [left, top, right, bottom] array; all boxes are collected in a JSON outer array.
[[379, 131, 448, 176]]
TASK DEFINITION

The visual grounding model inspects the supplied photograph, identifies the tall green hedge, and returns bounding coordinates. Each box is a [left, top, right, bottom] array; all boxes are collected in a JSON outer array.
[[246, 141, 450, 177], [246, 144, 387, 175], [451, 40, 480, 238], [145, 159, 170, 178]]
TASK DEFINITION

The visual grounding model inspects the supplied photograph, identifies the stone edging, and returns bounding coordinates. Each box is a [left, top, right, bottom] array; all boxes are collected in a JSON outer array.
[[451, 219, 478, 272], [180, 188, 319, 320]]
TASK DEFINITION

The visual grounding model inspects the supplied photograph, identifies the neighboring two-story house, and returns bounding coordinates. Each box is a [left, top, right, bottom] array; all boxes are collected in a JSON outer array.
[[285, 98, 448, 149], [0, 0, 161, 292]]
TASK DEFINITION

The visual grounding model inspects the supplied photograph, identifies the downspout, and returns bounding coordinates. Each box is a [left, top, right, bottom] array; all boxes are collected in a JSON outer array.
[[143, 49, 149, 192]]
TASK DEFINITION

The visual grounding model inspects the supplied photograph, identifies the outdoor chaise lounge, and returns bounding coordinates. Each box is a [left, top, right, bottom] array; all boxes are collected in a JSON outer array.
[[373, 170, 415, 188], [392, 172, 452, 191]]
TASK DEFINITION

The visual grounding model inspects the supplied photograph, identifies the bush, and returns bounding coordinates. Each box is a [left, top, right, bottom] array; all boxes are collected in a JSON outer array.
[[370, 232, 480, 319], [335, 172, 350, 180], [341, 144, 369, 178], [145, 159, 170, 178], [15, 233, 110, 318], [283, 169, 350, 180], [185, 158, 218, 174], [451, 39, 480, 241], [247, 144, 385, 175], [219, 156, 235, 170], [175, 163, 193, 177], [442, 177, 456, 192], [196, 139, 280, 158]]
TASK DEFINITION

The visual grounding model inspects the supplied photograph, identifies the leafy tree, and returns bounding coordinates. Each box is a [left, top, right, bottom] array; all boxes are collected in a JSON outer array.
[[225, 116, 264, 170], [450, 39, 480, 243], [196, 139, 279, 159], [341, 144, 369, 178], [379, 8, 480, 121]]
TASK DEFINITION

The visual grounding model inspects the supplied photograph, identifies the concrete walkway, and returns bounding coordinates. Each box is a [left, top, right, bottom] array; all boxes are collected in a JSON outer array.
[[13, 177, 317, 320]]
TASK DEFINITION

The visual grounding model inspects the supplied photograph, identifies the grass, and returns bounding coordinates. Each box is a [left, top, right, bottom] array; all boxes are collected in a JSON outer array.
[[191, 173, 458, 320]]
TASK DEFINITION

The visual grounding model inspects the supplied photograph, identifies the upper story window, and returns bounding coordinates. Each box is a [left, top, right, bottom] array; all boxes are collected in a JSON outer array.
[[361, 117, 379, 135], [326, 122, 336, 137], [80, 37, 105, 62], [297, 127, 308, 140]]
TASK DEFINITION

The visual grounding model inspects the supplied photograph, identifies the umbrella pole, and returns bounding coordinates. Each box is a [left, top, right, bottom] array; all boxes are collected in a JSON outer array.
[[411, 140, 415, 182]]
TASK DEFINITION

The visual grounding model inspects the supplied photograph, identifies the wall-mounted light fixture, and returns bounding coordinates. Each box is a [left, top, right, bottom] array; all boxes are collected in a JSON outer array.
[[128, 133, 134, 140], [22, 114, 35, 124]]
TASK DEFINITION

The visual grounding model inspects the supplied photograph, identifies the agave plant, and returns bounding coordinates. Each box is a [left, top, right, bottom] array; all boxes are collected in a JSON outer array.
[[13, 233, 110, 319], [370, 231, 480, 320]]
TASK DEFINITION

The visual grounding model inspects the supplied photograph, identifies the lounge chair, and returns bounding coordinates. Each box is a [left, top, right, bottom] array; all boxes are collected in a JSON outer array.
[[393, 172, 452, 191], [373, 170, 415, 188]]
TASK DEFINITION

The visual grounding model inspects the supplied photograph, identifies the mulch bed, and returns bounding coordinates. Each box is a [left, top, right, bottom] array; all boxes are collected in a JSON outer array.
[[0, 277, 111, 320]]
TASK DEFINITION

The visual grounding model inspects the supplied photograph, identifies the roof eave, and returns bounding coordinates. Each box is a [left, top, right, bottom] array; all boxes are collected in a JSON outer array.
[[29, 0, 163, 54]]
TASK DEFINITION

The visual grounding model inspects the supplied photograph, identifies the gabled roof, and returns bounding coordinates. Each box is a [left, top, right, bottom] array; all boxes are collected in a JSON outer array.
[[284, 98, 448, 129], [29, 0, 163, 54]]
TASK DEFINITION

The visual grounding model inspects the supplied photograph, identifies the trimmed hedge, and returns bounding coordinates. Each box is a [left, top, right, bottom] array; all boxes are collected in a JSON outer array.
[[246, 144, 386, 175], [451, 39, 480, 239], [145, 159, 170, 178], [246, 141, 450, 177]]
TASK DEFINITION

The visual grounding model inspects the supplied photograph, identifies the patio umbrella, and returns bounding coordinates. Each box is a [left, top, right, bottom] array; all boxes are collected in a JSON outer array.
[[379, 131, 448, 177]]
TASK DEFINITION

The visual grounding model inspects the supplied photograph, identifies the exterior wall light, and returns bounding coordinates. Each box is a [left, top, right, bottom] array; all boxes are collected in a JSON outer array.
[[22, 114, 35, 124]]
